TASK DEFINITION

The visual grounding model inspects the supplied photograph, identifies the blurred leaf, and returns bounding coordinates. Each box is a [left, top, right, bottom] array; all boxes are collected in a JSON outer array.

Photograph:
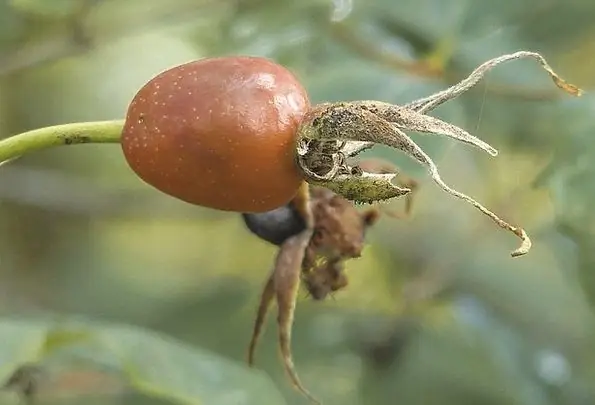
[[9, 0, 83, 20], [42, 328, 94, 355], [534, 93, 595, 236], [0, 317, 287, 405], [0, 319, 50, 383], [0, 1, 26, 48], [515, 2, 595, 50]]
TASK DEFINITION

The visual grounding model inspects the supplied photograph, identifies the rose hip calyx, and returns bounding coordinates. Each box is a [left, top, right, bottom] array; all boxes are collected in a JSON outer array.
[[296, 51, 582, 258]]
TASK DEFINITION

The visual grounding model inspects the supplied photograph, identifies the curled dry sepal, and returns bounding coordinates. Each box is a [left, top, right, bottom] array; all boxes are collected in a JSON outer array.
[[242, 167, 415, 404], [296, 51, 582, 258]]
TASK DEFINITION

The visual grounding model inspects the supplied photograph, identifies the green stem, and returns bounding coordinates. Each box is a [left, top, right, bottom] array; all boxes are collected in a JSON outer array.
[[0, 120, 124, 165]]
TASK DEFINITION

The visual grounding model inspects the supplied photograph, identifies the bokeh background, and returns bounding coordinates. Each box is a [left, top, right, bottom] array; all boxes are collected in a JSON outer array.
[[1, 0, 595, 404]]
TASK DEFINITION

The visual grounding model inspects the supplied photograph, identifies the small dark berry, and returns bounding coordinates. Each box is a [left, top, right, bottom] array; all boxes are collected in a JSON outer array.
[[242, 203, 306, 246]]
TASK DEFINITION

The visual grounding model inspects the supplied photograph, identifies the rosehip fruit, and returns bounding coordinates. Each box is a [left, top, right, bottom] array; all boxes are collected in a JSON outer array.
[[121, 56, 310, 212]]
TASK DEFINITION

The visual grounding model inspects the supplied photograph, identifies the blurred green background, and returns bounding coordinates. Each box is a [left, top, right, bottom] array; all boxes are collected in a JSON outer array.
[[1, 0, 595, 404]]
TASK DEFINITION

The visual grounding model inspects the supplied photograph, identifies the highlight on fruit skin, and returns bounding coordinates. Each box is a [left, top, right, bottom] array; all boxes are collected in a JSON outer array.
[[120, 56, 310, 213]]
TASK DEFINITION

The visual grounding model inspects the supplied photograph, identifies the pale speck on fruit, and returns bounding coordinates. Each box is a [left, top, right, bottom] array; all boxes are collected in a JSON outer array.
[[121, 56, 309, 214]]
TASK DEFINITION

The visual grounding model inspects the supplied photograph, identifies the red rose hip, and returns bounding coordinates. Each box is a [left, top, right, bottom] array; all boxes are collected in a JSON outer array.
[[121, 56, 310, 212]]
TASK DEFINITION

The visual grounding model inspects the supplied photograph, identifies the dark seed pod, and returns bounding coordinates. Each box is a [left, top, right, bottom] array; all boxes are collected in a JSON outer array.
[[242, 202, 306, 246]]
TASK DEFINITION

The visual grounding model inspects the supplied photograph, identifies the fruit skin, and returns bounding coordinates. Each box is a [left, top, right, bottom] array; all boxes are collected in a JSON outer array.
[[121, 56, 310, 212]]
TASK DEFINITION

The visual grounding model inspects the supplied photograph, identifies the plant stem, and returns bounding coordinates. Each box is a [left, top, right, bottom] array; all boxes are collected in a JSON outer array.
[[0, 120, 124, 165]]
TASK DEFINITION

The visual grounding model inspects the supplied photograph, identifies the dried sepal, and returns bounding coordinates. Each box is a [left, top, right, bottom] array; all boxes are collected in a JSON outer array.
[[355, 158, 419, 218], [272, 229, 318, 404], [333, 51, 582, 159], [299, 105, 529, 255], [296, 51, 581, 257], [307, 170, 411, 204], [341, 140, 374, 157], [406, 51, 582, 114], [297, 102, 495, 159], [247, 274, 275, 366], [353, 101, 498, 156], [246, 183, 321, 404]]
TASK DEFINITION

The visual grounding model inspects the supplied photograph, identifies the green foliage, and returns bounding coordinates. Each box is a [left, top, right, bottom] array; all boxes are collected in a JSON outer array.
[[0, 0, 595, 404], [9, 0, 82, 19], [0, 317, 286, 404]]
